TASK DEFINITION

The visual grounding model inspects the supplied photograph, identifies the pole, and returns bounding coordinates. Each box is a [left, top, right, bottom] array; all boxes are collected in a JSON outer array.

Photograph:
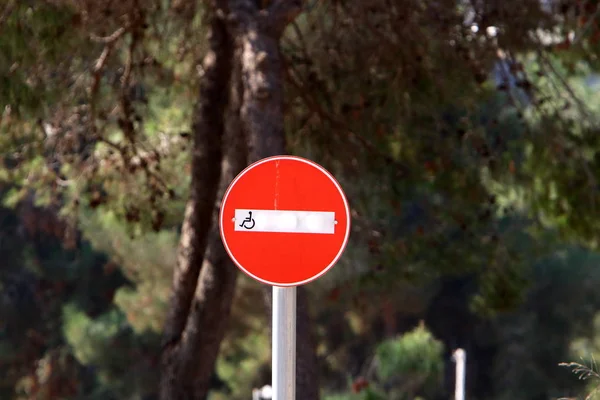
[[453, 348, 466, 400], [272, 286, 296, 400]]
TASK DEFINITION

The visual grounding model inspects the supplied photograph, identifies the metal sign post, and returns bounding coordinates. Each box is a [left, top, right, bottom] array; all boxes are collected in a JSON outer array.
[[219, 156, 350, 400], [272, 286, 296, 400], [453, 348, 466, 400]]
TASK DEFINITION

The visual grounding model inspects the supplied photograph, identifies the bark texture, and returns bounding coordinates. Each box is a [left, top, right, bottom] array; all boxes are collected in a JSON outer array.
[[295, 290, 321, 400], [160, 1, 318, 399], [162, 12, 232, 348], [174, 52, 247, 400], [159, 13, 233, 400]]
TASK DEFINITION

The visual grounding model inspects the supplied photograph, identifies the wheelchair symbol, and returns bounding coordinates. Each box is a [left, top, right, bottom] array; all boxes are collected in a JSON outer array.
[[239, 211, 256, 230]]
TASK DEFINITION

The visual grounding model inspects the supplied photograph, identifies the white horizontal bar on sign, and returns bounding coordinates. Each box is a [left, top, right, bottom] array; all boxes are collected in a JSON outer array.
[[234, 209, 336, 234]]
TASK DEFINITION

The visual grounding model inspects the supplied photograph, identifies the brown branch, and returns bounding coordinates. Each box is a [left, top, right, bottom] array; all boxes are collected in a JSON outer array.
[[211, 0, 230, 15], [522, 99, 597, 214], [572, 3, 600, 45], [536, 49, 592, 120], [121, 36, 136, 92], [0, 0, 15, 30], [91, 46, 111, 92], [97, 137, 124, 153], [90, 26, 128, 44], [90, 22, 173, 203], [141, 160, 172, 193], [264, 0, 304, 34], [175, 54, 246, 398], [284, 57, 410, 176], [118, 34, 138, 146], [290, 20, 312, 62], [89, 27, 129, 108], [159, 11, 232, 395], [532, 51, 598, 207], [88, 27, 127, 141]]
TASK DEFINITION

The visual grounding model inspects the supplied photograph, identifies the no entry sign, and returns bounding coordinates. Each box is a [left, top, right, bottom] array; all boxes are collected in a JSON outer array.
[[219, 155, 351, 286]]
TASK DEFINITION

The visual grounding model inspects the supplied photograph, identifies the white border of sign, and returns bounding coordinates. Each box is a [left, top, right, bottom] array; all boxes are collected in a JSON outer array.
[[219, 155, 351, 287]]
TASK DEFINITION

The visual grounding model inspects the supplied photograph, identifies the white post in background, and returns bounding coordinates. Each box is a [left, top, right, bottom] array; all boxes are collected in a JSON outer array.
[[272, 286, 296, 400], [453, 348, 466, 400]]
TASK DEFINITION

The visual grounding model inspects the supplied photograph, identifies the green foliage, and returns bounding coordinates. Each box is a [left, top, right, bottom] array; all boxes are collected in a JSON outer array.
[[0, 1, 83, 115], [324, 324, 444, 400], [282, 1, 561, 318], [78, 208, 177, 332], [375, 324, 444, 382], [374, 324, 444, 399], [0, 199, 140, 399], [62, 303, 160, 398], [324, 388, 388, 400], [560, 359, 600, 400], [3, 0, 600, 399], [210, 277, 273, 400], [488, 245, 600, 400], [564, 312, 600, 399], [214, 330, 270, 399], [63, 304, 125, 367]]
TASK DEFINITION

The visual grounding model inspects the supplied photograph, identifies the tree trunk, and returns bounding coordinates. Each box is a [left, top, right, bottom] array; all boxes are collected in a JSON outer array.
[[160, 1, 319, 399], [172, 52, 247, 400], [160, 11, 233, 400], [232, 1, 320, 398]]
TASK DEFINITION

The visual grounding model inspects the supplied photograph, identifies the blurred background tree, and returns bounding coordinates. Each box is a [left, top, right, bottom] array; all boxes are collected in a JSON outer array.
[[2, 0, 600, 399]]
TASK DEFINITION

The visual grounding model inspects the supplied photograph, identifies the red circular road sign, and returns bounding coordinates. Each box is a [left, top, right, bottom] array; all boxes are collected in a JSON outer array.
[[219, 156, 351, 286]]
